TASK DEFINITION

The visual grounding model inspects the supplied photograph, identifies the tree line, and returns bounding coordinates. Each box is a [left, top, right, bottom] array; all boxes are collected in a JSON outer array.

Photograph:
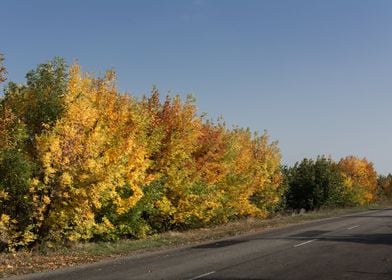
[[0, 56, 390, 251]]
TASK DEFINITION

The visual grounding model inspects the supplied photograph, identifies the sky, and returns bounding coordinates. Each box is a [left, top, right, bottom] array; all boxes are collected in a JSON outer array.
[[1, 0, 392, 174]]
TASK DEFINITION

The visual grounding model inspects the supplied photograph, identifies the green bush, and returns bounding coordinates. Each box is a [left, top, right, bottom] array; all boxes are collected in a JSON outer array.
[[284, 156, 346, 210]]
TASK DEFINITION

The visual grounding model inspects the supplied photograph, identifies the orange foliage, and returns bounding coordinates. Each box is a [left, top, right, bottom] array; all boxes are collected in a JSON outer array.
[[1, 59, 284, 246], [338, 156, 377, 204]]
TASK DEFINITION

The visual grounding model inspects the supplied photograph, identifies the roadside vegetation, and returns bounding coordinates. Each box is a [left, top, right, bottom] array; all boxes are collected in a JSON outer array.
[[1, 55, 392, 276], [1, 204, 389, 278]]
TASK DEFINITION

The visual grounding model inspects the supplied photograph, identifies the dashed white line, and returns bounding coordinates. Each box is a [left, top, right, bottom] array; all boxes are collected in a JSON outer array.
[[347, 225, 360, 230], [189, 271, 216, 280], [294, 239, 316, 247]]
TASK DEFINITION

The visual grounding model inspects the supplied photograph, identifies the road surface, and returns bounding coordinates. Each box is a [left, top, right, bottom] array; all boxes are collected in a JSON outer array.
[[11, 209, 392, 280]]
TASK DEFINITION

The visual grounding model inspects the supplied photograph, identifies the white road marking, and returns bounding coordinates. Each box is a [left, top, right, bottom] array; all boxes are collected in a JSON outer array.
[[189, 271, 216, 280], [294, 239, 316, 247], [347, 225, 360, 230]]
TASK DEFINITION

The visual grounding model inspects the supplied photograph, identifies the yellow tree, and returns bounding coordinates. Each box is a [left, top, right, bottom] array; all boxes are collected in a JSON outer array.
[[338, 156, 378, 205], [248, 132, 283, 214], [149, 94, 202, 226], [221, 129, 282, 218], [182, 121, 231, 224], [35, 64, 151, 242]]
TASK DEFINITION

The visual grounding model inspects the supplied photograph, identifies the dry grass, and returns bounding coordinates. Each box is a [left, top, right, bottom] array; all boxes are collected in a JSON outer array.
[[0, 204, 388, 278]]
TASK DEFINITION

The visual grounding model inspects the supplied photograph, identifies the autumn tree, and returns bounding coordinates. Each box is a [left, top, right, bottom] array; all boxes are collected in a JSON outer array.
[[142, 93, 203, 228], [219, 129, 282, 218], [377, 174, 392, 199], [35, 64, 152, 242], [188, 121, 232, 224], [338, 156, 378, 205], [248, 132, 283, 214], [0, 57, 286, 248]]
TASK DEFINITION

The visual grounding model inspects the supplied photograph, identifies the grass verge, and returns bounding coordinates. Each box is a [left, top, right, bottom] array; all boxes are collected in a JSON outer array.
[[0, 204, 389, 278]]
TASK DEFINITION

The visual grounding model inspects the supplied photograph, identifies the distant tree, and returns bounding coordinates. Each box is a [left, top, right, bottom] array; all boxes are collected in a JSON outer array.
[[377, 174, 392, 199], [338, 156, 378, 205], [285, 156, 346, 210]]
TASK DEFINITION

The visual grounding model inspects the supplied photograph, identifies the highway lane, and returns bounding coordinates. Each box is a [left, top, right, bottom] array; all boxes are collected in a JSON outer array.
[[11, 209, 392, 280]]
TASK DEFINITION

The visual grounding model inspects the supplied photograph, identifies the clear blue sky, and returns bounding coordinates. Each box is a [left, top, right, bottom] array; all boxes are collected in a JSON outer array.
[[2, 0, 392, 174]]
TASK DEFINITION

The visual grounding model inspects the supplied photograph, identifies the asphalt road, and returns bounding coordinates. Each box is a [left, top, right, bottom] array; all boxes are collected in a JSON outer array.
[[12, 209, 392, 280]]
